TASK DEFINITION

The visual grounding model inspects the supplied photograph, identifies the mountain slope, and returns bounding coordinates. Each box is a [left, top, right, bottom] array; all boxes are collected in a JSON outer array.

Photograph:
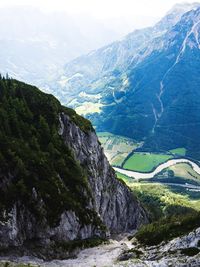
[[0, 78, 147, 258], [94, 6, 200, 159], [55, 3, 200, 160], [54, 2, 200, 104]]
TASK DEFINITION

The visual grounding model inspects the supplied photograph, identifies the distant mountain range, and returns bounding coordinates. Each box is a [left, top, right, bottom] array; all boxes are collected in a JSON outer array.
[[53, 2, 200, 160], [54, 3, 200, 102], [1, 3, 200, 160]]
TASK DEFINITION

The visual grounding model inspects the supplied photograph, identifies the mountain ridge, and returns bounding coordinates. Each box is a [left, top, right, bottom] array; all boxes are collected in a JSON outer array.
[[53, 3, 200, 160], [52, 2, 200, 104], [0, 77, 147, 259]]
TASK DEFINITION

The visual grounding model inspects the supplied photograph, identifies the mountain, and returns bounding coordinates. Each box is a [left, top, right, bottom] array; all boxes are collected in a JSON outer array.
[[54, 2, 200, 160], [0, 78, 147, 258], [54, 2, 200, 102], [0, 6, 120, 89]]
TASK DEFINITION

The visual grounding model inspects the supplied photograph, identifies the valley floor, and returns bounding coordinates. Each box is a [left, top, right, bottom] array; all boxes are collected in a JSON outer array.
[[114, 158, 200, 180]]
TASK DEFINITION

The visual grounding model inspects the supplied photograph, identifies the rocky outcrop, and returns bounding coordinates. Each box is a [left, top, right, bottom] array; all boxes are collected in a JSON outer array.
[[59, 113, 148, 234], [0, 110, 147, 259], [116, 227, 200, 267]]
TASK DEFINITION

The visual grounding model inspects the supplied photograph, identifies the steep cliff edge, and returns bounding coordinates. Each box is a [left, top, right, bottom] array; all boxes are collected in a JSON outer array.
[[0, 78, 147, 259], [59, 113, 147, 234]]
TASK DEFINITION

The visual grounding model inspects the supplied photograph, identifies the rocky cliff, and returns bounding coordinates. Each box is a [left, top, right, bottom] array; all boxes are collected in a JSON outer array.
[[59, 113, 147, 234], [0, 78, 147, 259], [116, 227, 200, 266]]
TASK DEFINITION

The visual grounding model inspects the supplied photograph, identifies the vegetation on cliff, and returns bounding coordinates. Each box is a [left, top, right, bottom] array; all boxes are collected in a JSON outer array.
[[0, 77, 96, 227]]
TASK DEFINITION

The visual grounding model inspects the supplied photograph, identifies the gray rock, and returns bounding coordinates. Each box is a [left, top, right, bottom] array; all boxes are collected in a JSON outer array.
[[0, 112, 148, 258], [59, 113, 148, 234]]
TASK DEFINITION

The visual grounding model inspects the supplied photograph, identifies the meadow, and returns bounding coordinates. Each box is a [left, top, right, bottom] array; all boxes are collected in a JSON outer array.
[[122, 152, 173, 172], [121, 147, 188, 172], [116, 169, 200, 221], [98, 133, 187, 173], [97, 132, 141, 166], [116, 165, 200, 246], [167, 163, 200, 182]]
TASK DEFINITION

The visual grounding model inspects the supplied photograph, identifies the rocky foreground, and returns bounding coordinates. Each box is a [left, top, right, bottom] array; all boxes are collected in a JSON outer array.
[[1, 227, 200, 267]]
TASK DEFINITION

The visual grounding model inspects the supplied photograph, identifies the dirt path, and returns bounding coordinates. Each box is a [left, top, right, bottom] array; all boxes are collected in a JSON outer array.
[[0, 236, 133, 267]]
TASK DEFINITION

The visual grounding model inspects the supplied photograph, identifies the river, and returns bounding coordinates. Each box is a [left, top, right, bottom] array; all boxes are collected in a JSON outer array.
[[114, 158, 200, 179]]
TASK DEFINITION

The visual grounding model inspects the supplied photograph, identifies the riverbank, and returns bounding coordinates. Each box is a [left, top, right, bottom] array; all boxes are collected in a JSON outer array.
[[114, 158, 200, 179]]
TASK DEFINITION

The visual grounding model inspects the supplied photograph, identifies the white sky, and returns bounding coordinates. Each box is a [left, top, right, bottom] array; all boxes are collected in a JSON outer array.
[[1, 0, 200, 37], [0, 0, 200, 19]]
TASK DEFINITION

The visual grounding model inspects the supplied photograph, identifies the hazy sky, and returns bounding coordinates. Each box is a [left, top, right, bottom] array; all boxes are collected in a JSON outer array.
[[1, 0, 200, 34], [0, 0, 200, 18]]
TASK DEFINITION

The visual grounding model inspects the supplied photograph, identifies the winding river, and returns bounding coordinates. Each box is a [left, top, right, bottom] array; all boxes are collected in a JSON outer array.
[[114, 158, 200, 179]]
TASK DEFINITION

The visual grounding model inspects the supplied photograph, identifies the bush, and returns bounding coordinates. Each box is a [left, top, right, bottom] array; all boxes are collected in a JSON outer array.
[[135, 212, 200, 246], [180, 247, 200, 257]]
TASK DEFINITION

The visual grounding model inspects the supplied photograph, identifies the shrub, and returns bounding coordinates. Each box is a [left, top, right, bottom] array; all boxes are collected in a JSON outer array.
[[135, 212, 200, 246]]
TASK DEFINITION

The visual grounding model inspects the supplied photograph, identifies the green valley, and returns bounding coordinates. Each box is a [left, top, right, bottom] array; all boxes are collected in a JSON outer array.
[[118, 176, 200, 246], [98, 133, 191, 174], [99, 132, 200, 246], [112, 140, 200, 247], [122, 152, 173, 172], [169, 148, 187, 156], [97, 132, 141, 166]]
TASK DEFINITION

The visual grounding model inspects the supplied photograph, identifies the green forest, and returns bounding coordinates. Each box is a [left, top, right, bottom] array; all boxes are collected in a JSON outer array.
[[0, 77, 99, 227]]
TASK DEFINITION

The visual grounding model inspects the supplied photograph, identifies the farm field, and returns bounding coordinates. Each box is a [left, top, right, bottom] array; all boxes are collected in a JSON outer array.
[[169, 147, 186, 156], [116, 158, 200, 221], [97, 132, 141, 166], [98, 134, 188, 173], [167, 163, 200, 182], [122, 152, 173, 172]]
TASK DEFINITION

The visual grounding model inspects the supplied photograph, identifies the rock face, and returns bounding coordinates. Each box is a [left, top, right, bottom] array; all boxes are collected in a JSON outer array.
[[59, 113, 147, 234], [162, 227, 200, 252], [114, 227, 200, 267], [0, 79, 148, 258]]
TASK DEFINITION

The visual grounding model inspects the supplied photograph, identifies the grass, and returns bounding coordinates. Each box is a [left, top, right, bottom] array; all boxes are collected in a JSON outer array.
[[123, 153, 173, 172], [115, 171, 135, 184], [98, 133, 187, 173], [116, 174, 200, 246], [97, 132, 141, 167], [135, 212, 200, 246], [167, 163, 200, 182], [169, 147, 186, 156], [138, 182, 200, 211], [111, 154, 128, 166], [114, 143, 200, 247], [116, 173, 200, 221], [131, 183, 200, 220]]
